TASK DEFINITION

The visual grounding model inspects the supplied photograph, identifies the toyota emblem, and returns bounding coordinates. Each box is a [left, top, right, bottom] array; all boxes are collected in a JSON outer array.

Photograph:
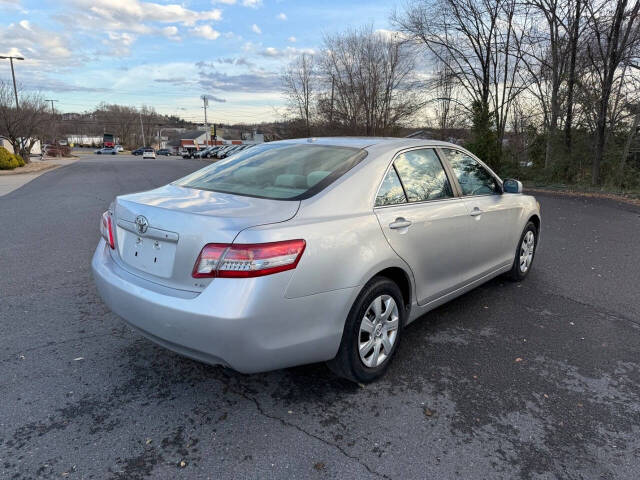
[[135, 215, 149, 234]]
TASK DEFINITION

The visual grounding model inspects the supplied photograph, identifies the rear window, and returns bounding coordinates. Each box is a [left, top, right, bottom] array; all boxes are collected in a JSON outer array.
[[173, 143, 366, 200]]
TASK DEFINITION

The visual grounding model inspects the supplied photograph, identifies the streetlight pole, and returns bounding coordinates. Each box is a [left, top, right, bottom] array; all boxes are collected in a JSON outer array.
[[0, 55, 24, 109]]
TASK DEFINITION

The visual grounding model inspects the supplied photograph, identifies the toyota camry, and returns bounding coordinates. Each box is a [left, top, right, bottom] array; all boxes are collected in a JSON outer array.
[[92, 138, 541, 382]]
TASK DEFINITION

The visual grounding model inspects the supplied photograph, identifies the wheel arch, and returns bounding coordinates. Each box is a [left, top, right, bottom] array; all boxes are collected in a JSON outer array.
[[368, 266, 413, 312], [528, 213, 541, 235]]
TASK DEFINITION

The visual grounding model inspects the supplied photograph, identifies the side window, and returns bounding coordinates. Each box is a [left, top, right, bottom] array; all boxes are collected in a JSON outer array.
[[442, 149, 500, 196], [394, 149, 453, 202], [375, 167, 407, 207]]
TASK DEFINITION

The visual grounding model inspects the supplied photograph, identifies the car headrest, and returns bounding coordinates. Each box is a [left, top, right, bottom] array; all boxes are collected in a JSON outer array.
[[275, 174, 307, 189], [307, 170, 331, 187], [232, 166, 264, 184]]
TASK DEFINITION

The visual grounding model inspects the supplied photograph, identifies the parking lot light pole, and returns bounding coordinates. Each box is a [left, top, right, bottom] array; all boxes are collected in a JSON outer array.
[[0, 55, 24, 109]]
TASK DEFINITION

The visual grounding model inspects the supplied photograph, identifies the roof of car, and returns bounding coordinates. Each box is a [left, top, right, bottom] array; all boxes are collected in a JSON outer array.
[[273, 137, 460, 150]]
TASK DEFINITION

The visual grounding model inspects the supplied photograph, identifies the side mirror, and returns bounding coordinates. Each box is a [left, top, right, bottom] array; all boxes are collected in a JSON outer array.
[[503, 179, 523, 194]]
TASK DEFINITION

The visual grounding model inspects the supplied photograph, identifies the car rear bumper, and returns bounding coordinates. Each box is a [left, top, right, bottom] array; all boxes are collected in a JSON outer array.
[[91, 240, 357, 373]]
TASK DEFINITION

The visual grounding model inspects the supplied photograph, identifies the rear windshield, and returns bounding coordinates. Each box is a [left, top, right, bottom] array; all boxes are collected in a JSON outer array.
[[173, 143, 366, 200]]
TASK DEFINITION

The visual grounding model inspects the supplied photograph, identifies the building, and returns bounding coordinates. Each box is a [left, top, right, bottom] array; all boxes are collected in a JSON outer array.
[[0, 136, 42, 155], [166, 129, 208, 154]]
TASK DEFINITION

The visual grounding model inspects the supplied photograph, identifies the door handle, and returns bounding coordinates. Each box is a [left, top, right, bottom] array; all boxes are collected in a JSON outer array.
[[389, 218, 412, 230], [469, 207, 483, 217]]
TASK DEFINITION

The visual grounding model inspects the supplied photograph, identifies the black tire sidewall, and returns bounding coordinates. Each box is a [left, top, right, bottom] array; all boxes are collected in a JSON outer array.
[[337, 277, 405, 383]]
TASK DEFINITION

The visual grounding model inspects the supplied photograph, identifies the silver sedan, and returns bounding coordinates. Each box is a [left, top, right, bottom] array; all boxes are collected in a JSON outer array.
[[92, 138, 541, 382]]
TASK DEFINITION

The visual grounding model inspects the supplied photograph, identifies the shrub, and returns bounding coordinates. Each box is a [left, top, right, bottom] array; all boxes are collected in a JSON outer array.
[[0, 147, 20, 170], [13, 154, 25, 167]]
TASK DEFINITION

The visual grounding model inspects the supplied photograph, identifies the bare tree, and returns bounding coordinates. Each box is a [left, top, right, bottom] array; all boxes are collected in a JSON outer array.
[[520, 0, 575, 168], [584, 0, 640, 185], [0, 81, 48, 161], [317, 26, 423, 136], [282, 53, 315, 136], [428, 58, 466, 137], [564, 0, 584, 152], [393, 0, 528, 165]]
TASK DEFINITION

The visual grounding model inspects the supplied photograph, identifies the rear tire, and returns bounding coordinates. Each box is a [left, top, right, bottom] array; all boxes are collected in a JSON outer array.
[[506, 221, 537, 281], [327, 276, 405, 383]]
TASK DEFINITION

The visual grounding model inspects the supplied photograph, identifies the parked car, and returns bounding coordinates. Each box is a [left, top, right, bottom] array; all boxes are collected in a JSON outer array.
[[156, 149, 171, 156], [43, 144, 71, 157], [194, 146, 214, 159], [132, 148, 145, 156], [142, 148, 156, 159], [182, 147, 199, 159], [95, 147, 116, 155], [114, 145, 124, 152], [214, 145, 235, 159], [222, 145, 244, 158], [92, 138, 540, 383], [201, 146, 220, 158]]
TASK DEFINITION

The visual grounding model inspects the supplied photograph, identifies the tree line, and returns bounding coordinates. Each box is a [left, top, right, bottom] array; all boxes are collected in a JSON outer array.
[[0, 84, 193, 160], [282, 0, 640, 187]]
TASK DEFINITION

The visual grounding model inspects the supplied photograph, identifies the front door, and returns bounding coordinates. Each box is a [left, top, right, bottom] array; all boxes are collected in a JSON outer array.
[[439, 148, 521, 279]]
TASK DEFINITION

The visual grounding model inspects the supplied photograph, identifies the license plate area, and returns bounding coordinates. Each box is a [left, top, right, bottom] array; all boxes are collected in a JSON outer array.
[[117, 226, 177, 278]]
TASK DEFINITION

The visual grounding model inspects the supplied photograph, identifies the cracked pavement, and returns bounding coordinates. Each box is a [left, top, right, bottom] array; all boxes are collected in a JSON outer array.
[[1, 155, 640, 479]]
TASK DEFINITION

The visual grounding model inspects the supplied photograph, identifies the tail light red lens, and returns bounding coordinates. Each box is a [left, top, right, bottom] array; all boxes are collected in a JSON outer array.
[[100, 211, 115, 249], [192, 239, 306, 278]]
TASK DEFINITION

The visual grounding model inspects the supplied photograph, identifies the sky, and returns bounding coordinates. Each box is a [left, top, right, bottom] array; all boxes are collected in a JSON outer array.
[[0, 0, 401, 124]]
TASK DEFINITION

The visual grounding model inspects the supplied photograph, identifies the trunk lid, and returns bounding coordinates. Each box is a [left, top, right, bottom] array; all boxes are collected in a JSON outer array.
[[111, 184, 300, 292]]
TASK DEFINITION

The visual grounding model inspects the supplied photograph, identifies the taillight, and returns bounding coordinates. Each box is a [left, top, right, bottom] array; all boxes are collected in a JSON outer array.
[[100, 211, 115, 249], [192, 239, 306, 278]]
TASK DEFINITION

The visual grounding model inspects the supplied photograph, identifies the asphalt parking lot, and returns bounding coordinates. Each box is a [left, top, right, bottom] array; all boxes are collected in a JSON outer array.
[[1, 154, 640, 479]]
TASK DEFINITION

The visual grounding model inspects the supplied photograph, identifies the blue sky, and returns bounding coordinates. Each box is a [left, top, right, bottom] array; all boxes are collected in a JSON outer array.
[[0, 0, 401, 123]]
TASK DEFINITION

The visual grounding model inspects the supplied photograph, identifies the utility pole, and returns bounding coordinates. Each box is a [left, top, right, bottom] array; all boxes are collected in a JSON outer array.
[[139, 110, 146, 146], [45, 99, 58, 145], [1, 55, 25, 155], [0, 55, 24, 109], [201, 95, 209, 146]]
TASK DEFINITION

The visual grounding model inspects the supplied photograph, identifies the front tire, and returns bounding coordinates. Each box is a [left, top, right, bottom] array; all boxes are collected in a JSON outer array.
[[327, 276, 405, 383], [507, 221, 537, 281]]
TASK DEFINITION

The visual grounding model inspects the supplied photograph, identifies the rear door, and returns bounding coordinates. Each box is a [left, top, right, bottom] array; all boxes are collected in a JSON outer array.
[[374, 148, 470, 305], [439, 148, 521, 279]]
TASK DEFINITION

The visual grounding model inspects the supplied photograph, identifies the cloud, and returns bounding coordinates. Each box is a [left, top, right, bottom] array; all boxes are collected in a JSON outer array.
[[102, 31, 136, 55], [196, 63, 280, 92], [191, 25, 221, 40], [212, 0, 261, 7], [251, 24, 261, 34], [288, 36, 296, 43], [214, 57, 255, 67], [161, 26, 180, 41], [63, 0, 222, 31], [260, 46, 315, 58], [0, 20, 72, 63], [28, 78, 111, 93], [277, 13, 287, 20], [375, 29, 409, 41], [242, 0, 262, 8]]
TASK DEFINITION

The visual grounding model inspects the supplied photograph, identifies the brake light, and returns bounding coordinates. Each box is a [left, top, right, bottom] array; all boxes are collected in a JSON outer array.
[[100, 211, 115, 249], [192, 239, 306, 278]]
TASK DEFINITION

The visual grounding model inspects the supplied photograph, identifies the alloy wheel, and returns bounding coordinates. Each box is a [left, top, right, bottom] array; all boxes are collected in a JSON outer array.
[[519, 230, 535, 273], [358, 295, 399, 368]]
